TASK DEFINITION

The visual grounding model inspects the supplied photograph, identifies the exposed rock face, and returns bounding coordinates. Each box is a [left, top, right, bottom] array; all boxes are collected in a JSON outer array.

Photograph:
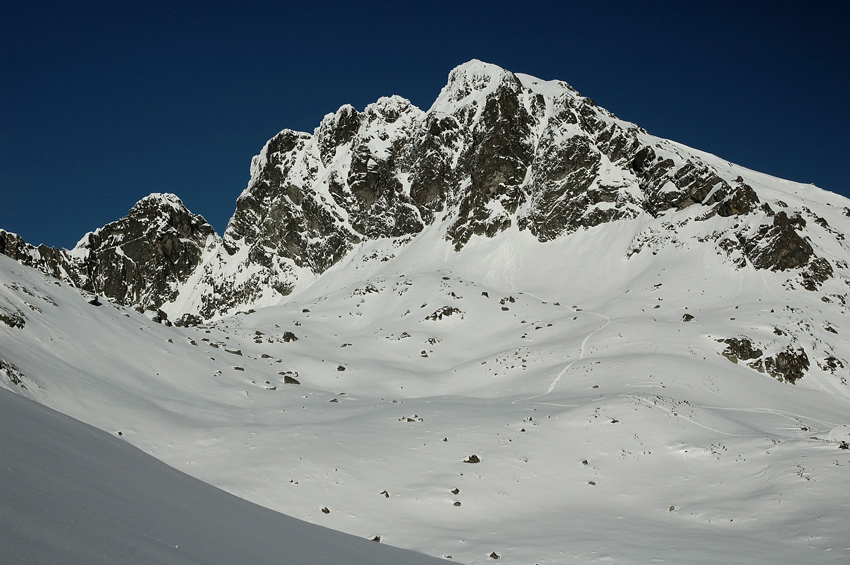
[[745, 212, 813, 271], [764, 347, 810, 384], [720, 336, 812, 384], [224, 129, 353, 272], [0, 304, 26, 328], [2, 60, 847, 321], [721, 337, 763, 362], [76, 194, 217, 307], [0, 358, 26, 388], [0, 230, 66, 279]]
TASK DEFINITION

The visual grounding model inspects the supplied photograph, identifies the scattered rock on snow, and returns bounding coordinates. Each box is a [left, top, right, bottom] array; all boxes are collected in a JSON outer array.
[[425, 306, 463, 321], [175, 313, 201, 327], [0, 358, 26, 388], [280, 372, 300, 385], [0, 305, 26, 328], [720, 337, 762, 363], [764, 346, 809, 384]]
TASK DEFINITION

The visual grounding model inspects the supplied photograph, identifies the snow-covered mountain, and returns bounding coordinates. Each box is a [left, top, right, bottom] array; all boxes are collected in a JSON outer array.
[[3, 60, 850, 564], [4, 60, 844, 321]]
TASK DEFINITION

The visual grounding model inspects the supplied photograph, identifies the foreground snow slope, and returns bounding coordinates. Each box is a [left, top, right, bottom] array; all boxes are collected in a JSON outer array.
[[0, 388, 447, 565], [3, 202, 850, 565]]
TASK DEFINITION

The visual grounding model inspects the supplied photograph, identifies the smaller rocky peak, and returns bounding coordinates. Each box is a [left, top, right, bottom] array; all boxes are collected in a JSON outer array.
[[322, 103, 360, 127], [71, 194, 218, 309], [78, 193, 215, 252], [0, 230, 36, 264], [266, 128, 311, 155]]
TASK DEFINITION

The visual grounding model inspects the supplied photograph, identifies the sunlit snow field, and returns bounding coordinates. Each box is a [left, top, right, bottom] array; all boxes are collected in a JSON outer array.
[[2, 209, 850, 563]]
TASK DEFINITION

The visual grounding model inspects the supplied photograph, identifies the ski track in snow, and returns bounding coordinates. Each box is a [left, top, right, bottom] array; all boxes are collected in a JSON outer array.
[[622, 394, 841, 439], [760, 270, 780, 300], [733, 270, 744, 299], [698, 405, 839, 430], [514, 294, 611, 407], [514, 290, 837, 441], [620, 393, 765, 438]]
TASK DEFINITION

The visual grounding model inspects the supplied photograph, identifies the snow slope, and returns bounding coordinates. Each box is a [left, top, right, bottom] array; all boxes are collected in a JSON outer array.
[[0, 387, 447, 565], [3, 200, 850, 565]]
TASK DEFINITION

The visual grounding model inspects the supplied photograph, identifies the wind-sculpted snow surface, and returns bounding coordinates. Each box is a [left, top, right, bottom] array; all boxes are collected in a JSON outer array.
[[3, 60, 850, 564]]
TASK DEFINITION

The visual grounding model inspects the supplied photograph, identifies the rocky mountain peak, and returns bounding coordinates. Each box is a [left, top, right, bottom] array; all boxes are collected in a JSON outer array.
[[2, 60, 848, 325]]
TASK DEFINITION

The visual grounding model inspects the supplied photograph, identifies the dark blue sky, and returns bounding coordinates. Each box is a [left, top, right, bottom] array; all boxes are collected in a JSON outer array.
[[2, 1, 848, 248]]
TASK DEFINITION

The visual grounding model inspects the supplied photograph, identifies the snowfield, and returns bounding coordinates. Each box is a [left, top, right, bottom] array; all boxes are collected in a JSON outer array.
[[3, 203, 850, 563], [0, 388, 447, 565]]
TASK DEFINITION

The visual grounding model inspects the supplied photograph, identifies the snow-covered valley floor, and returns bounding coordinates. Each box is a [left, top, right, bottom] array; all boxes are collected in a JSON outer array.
[[2, 223, 850, 564]]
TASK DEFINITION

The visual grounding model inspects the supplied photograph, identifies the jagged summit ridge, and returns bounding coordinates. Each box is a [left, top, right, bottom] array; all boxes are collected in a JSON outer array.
[[2, 60, 849, 321]]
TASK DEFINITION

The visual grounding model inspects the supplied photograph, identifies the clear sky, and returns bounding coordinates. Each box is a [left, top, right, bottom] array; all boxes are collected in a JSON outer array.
[[2, 1, 848, 249]]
